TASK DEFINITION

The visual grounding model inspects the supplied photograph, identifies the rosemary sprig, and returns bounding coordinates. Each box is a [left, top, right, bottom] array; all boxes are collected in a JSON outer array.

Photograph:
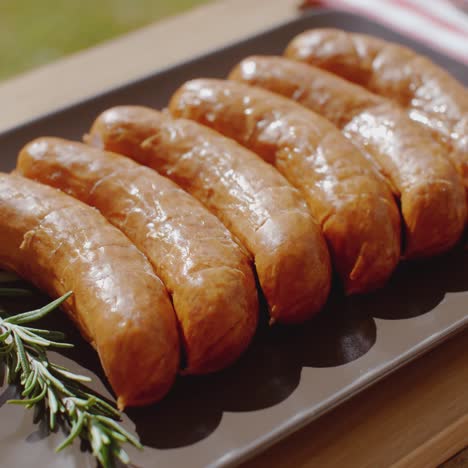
[[0, 287, 142, 467]]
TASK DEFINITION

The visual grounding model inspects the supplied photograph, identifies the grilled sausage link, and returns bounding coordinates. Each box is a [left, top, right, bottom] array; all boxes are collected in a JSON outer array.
[[169, 79, 401, 294], [285, 28, 468, 192], [17, 138, 258, 374], [0, 172, 180, 409], [230, 56, 467, 256], [86, 106, 331, 324]]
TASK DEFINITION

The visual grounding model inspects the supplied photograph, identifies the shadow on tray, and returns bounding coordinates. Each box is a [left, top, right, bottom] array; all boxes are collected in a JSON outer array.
[[1, 245, 467, 450]]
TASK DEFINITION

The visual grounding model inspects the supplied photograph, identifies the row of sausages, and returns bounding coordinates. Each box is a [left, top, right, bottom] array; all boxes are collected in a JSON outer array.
[[1, 28, 466, 408]]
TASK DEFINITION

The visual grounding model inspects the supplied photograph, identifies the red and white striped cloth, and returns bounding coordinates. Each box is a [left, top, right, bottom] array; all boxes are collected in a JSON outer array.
[[301, 0, 468, 63]]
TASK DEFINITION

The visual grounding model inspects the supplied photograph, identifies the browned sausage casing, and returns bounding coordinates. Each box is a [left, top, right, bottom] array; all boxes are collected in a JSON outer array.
[[229, 56, 467, 257], [169, 79, 401, 294], [17, 138, 258, 374], [86, 106, 331, 324], [0, 172, 180, 409], [285, 28, 468, 192]]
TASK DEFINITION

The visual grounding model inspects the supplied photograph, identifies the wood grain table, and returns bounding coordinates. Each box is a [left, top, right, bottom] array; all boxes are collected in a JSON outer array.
[[1, 0, 467, 466]]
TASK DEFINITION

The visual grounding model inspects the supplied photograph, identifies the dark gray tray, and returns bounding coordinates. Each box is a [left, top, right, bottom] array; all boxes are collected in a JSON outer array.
[[1, 9, 467, 468]]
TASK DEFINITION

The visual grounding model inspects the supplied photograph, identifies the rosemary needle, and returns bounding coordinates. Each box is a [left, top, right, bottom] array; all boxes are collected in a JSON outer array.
[[0, 289, 142, 468]]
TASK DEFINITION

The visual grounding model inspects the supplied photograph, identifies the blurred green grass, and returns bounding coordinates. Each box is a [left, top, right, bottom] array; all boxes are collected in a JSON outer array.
[[0, 0, 211, 81]]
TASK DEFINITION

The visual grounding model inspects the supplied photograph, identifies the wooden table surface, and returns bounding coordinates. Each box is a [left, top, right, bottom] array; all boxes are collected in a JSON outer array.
[[1, 0, 467, 466]]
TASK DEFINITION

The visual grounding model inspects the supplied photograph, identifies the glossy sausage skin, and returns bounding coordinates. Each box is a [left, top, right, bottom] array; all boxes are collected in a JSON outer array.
[[170, 79, 401, 294], [86, 106, 332, 324], [17, 138, 258, 374], [0, 173, 180, 409], [285, 28, 468, 193], [230, 56, 467, 257]]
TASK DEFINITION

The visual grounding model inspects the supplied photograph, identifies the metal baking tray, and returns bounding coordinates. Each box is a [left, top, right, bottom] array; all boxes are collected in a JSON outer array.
[[1, 9, 467, 468]]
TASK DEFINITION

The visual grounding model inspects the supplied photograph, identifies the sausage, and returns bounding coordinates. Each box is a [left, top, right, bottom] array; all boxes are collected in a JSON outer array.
[[229, 56, 467, 256], [169, 79, 401, 294], [285, 28, 468, 192], [17, 138, 258, 375], [0, 172, 180, 409], [86, 106, 331, 324]]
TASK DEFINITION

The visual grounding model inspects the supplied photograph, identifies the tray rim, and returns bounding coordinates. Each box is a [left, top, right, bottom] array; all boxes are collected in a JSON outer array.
[[217, 317, 468, 467], [2, 6, 465, 140]]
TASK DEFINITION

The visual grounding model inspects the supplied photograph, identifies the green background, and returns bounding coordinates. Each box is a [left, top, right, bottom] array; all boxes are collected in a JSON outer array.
[[0, 0, 211, 81]]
